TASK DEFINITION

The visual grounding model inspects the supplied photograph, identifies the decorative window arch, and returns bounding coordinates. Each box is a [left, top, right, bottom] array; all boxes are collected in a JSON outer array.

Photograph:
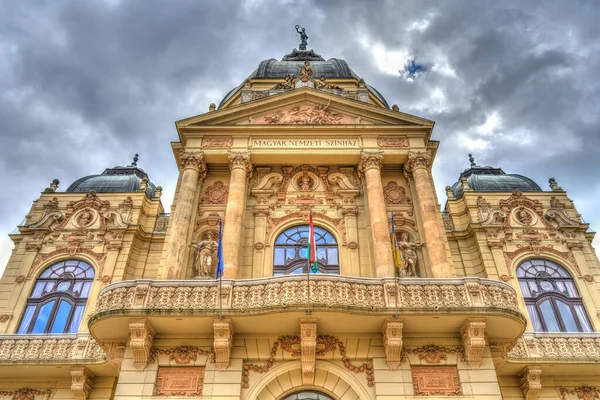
[[280, 391, 335, 400], [17, 260, 95, 334], [517, 258, 592, 332], [274, 225, 339, 275]]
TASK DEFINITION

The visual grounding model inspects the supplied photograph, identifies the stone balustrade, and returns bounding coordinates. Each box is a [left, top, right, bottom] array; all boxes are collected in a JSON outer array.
[[0, 333, 108, 364], [507, 332, 600, 361], [93, 275, 521, 316]]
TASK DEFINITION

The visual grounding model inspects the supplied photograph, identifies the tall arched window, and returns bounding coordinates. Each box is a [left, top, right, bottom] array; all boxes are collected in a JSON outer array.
[[274, 225, 339, 275], [17, 260, 94, 334], [517, 259, 592, 332], [281, 391, 335, 400]]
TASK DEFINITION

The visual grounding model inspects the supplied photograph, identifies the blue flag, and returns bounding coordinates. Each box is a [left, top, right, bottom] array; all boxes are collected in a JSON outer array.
[[216, 218, 224, 279]]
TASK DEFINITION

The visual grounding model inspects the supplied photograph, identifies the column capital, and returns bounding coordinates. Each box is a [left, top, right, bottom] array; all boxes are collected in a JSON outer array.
[[179, 151, 207, 173], [358, 150, 384, 173], [229, 151, 252, 172], [404, 150, 432, 173]]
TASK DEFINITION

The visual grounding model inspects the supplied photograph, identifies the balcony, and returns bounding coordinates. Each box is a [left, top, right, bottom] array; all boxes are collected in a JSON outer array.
[[0, 333, 120, 376], [89, 275, 526, 342]]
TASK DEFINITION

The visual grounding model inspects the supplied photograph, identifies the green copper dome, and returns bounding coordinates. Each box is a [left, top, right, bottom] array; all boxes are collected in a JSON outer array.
[[66, 155, 156, 198], [451, 154, 542, 198]]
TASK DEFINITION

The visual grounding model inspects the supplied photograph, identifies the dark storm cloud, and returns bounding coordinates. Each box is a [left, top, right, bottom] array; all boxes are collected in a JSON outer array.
[[1, 0, 599, 270]]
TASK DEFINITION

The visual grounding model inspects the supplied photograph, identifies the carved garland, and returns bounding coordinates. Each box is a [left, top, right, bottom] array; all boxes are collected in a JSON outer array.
[[241, 335, 374, 389], [148, 346, 214, 365], [559, 386, 600, 400], [402, 345, 466, 364], [0, 389, 53, 400]]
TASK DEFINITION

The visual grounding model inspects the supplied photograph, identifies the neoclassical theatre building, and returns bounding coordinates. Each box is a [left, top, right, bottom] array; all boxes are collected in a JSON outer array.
[[1, 35, 599, 400]]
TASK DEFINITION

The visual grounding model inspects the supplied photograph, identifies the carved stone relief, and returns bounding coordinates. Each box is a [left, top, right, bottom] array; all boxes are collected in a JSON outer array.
[[411, 366, 461, 396], [155, 367, 205, 396], [383, 181, 411, 204], [261, 104, 353, 125], [377, 137, 409, 148], [201, 137, 233, 148], [201, 181, 229, 204]]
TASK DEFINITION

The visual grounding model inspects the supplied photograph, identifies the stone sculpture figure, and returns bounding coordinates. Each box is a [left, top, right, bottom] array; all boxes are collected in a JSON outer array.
[[194, 232, 218, 278], [398, 232, 425, 277], [295, 25, 308, 50]]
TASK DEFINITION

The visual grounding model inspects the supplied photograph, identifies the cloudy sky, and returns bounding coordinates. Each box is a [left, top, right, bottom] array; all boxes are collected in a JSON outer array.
[[1, 0, 599, 273]]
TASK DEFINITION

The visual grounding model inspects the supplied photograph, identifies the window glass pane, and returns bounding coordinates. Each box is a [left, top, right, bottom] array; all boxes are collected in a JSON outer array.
[[290, 267, 304, 275], [526, 305, 543, 332], [286, 248, 295, 261], [73, 282, 83, 295], [50, 301, 72, 333], [274, 248, 285, 265], [528, 281, 537, 296], [574, 305, 593, 332], [519, 282, 531, 297], [556, 300, 579, 332], [298, 247, 308, 259], [327, 248, 338, 265], [31, 282, 45, 298], [80, 282, 92, 298], [68, 305, 86, 333], [539, 280, 553, 291], [564, 281, 578, 297], [18, 306, 36, 334], [32, 300, 56, 333], [84, 265, 95, 278], [316, 248, 326, 262], [539, 300, 560, 332]]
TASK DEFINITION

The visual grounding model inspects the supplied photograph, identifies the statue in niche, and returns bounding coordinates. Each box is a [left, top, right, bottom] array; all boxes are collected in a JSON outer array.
[[397, 232, 425, 277], [193, 231, 218, 278]]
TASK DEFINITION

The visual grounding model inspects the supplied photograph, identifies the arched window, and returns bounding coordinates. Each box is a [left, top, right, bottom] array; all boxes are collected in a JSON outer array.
[[274, 225, 339, 275], [17, 260, 94, 334], [517, 259, 592, 332], [281, 391, 335, 400]]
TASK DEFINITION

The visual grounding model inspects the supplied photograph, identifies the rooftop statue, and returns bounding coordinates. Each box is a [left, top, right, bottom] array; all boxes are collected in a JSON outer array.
[[295, 25, 308, 50]]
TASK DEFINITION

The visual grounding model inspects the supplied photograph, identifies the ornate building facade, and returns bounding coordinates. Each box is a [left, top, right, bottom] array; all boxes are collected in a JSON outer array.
[[1, 33, 599, 400]]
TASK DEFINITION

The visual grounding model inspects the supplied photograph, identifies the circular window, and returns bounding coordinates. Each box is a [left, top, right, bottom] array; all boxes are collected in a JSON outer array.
[[56, 281, 71, 292]]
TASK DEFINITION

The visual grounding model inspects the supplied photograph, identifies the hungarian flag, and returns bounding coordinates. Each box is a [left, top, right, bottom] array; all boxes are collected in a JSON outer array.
[[308, 212, 318, 273]]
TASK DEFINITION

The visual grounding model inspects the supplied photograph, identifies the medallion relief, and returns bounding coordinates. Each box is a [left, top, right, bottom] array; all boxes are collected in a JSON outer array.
[[201, 181, 229, 204], [383, 181, 411, 204]]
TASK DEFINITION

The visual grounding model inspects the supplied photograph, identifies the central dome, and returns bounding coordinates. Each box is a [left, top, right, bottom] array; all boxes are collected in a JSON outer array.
[[218, 33, 389, 109]]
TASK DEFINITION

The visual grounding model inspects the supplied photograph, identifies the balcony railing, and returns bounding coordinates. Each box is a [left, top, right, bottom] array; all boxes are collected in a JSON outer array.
[[508, 332, 600, 361], [0, 333, 108, 364]]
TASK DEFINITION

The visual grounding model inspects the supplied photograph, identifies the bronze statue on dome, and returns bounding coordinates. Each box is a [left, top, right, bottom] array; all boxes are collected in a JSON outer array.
[[296, 25, 308, 50]]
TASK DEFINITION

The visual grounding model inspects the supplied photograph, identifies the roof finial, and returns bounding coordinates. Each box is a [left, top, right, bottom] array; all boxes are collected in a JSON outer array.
[[468, 153, 476, 167], [295, 25, 308, 51], [130, 153, 139, 167]]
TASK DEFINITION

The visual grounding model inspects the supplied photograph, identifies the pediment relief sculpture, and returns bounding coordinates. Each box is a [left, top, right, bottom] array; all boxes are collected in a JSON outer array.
[[258, 104, 356, 125]]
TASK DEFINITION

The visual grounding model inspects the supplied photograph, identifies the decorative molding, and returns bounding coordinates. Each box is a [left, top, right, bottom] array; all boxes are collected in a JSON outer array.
[[300, 319, 317, 385], [411, 365, 461, 396], [70, 367, 94, 400], [559, 386, 600, 400], [155, 367, 205, 396], [128, 318, 155, 371], [0, 334, 108, 363], [201, 137, 233, 148], [241, 333, 374, 389], [31, 247, 107, 278], [377, 137, 409, 148], [402, 345, 465, 364], [504, 246, 580, 275], [263, 104, 344, 125], [460, 318, 486, 369], [382, 318, 403, 370], [213, 319, 234, 372], [15, 275, 26, 283], [519, 366, 542, 400], [0, 314, 11, 323], [0, 389, 53, 400], [358, 150, 384, 173], [201, 181, 229, 204], [508, 333, 600, 360], [228, 151, 252, 172], [94, 277, 521, 317], [179, 151, 206, 173], [489, 340, 516, 367], [383, 181, 411, 204], [148, 346, 213, 365], [404, 151, 432, 174]]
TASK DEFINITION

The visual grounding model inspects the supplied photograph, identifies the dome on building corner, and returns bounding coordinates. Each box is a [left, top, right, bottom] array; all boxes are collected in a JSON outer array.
[[450, 154, 542, 198], [66, 154, 156, 198]]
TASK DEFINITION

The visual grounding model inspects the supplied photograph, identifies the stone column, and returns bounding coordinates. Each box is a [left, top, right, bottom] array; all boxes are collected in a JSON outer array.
[[404, 151, 454, 278], [223, 152, 252, 279], [359, 151, 394, 278], [159, 151, 206, 279]]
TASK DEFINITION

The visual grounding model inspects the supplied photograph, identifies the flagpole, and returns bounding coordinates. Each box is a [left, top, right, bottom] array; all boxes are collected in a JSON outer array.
[[392, 212, 399, 319], [216, 218, 224, 321], [306, 211, 311, 316], [219, 273, 223, 320], [394, 262, 399, 319]]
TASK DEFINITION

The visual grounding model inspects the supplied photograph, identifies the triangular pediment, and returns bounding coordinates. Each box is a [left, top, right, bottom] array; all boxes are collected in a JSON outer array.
[[176, 88, 433, 128]]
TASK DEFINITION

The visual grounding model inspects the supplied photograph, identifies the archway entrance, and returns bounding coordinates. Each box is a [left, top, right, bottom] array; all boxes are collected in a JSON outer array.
[[280, 390, 335, 400]]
